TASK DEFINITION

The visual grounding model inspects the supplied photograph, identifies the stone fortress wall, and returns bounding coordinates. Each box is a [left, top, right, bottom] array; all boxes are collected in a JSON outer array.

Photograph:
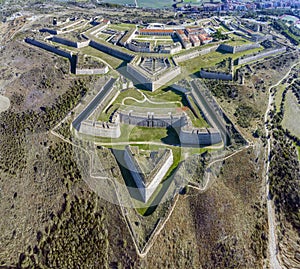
[[179, 126, 221, 145], [25, 38, 73, 59], [75, 66, 109, 75], [89, 39, 135, 62], [124, 146, 173, 202], [79, 116, 121, 138], [38, 17, 134, 62], [199, 70, 233, 80], [174, 45, 218, 63], [118, 110, 186, 128], [189, 79, 231, 146], [72, 75, 223, 146], [218, 43, 260, 54], [179, 89, 222, 145], [40, 18, 87, 35], [234, 43, 261, 53], [153, 64, 181, 91], [236, 46, 287, 65], [28, 20, 224, 146], [124, 81, 223, 146], [174, 42, 259, 65], [51, 35, 90, 48], [126, 62, 153, 90], [26, 39, 223, 146], [72, 78, 121, 138], [25, 38, 109, 75], [29, 32, 134, 64], [127, 56, 181, 91]]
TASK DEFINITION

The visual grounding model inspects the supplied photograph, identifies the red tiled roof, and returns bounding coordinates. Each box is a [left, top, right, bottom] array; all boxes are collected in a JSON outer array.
[[190, 35, 200, 43], [198, 34, 212, 41]]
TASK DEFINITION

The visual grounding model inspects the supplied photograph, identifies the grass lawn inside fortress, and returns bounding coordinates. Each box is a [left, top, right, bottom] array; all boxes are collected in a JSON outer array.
[[99, 87, 209, 132]]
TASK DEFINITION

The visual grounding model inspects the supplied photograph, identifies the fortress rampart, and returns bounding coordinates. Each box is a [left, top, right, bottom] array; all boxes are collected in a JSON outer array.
[[51, 35, 90, 48], [89, 40, 134, 62], [71, 75, 224, 146], [153, 66, 181, 90], [190, 80, 230, 145], [126, 60, 181, 91], [236, 46, 287, 65], [79, 118, 121, 138], [179, 127, 222, 145], [118, 108, 221, 146], [75, 66, 109, 75], [124, 146, 173, 202], [126, 63, 153, 89], [40, 28, 62, 35], [72, 78, 117, 132], [174, 45, 218, 63], [25, 38, 73, 59], [199, 70, 233, 80], [118, 110, 186, 128], [218, 43, 260, 54], [234, 43, 260, 53], [45, 29, 134, 62]]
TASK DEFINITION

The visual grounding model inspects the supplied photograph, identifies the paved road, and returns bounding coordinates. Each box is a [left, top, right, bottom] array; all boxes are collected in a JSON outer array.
[[72, 78, 116, 130]]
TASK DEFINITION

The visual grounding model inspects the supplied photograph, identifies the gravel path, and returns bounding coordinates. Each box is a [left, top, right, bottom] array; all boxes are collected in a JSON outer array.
[[0, 95, 10, 113]]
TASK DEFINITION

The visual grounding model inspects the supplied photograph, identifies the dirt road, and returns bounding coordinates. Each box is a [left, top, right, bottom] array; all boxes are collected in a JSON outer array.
[[0, 95, 10, 113], [264, 61, 300, 269]]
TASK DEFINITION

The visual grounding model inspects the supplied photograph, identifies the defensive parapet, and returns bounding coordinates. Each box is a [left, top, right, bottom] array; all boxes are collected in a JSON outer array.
[[124, 146, 173, 202], [127, 56, 181, 91], [236, 46, 287, 65], [199, 70, 233, 80], [173, 45, 218, 63], [179, 127, 222, 146], [126, 62, 153, 90], [218, 43, 260, 54], [118, 110, 186, 128], [74, 54, 109, 75], [235, 43, 260, 53], [89, 40, 134, 62], [75, 66, 109, 75], [190, 80, 230, 146], [72, 78, 117, 132], [79, 116, 121, 138], [51, 35, 90, 48], [25, 38, 73, 59]]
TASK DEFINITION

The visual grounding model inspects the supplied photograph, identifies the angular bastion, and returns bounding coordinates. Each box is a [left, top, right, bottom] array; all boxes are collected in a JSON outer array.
[[124, 145, 173, 202]]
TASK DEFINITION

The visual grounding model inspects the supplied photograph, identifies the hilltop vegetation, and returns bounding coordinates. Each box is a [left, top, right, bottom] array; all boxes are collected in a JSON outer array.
[[1, 4, 300, 268]]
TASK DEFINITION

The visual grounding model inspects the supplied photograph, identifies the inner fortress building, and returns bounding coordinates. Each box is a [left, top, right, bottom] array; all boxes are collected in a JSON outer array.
[[127, 56, 181, 91]]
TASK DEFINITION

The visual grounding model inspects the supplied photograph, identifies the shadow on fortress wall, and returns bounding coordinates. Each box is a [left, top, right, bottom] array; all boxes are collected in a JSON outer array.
[[161, 126, 181, 146], [70, 55, 77, 74], [112, 148, 144, 202], [111, 148, 178, 216]]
